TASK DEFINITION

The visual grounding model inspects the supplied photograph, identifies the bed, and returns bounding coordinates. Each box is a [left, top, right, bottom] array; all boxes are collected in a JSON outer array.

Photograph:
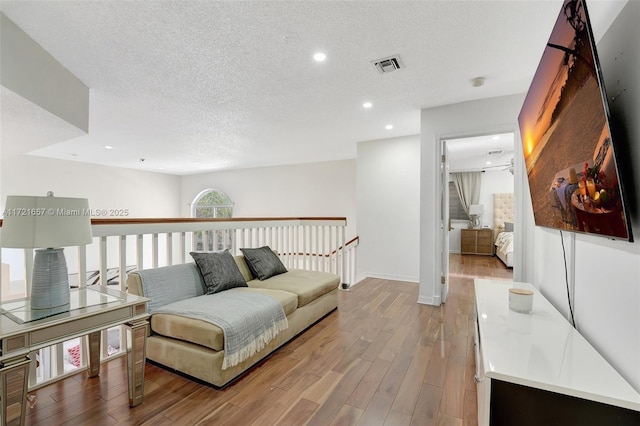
[[493, 193, 514, 268]]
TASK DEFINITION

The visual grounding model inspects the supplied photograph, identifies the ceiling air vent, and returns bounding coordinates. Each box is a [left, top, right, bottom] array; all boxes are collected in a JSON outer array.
[[487, 150, 503, 156], [371, 55, 403, 74]]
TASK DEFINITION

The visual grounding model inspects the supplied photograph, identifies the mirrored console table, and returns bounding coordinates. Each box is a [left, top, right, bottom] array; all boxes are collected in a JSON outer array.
[[0, 287, 149, 426]]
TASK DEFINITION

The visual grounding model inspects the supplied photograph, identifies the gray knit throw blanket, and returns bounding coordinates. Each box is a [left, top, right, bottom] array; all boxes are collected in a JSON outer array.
[[155, 291, 288, 369]]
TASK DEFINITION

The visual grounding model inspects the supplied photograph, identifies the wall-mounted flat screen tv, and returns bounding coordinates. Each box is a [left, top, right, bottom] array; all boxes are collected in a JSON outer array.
[[518, 0, 632, 241]]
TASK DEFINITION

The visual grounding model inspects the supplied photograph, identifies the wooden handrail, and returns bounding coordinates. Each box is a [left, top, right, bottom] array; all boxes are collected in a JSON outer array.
[[0, 217, 347, 228], [90, 217, 347, 225], [278, 235, 360, 258]]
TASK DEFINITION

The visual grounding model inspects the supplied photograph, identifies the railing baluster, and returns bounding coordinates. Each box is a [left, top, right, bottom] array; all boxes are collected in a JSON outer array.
[[277, 227, 282, 258], [180, 232, 186, 263], [302, 226, 307, 270], [78, 245, 87, 288], [166, 233, 173, 266], [136, 234, 144, 271], [293, 226, 300, 268], [152, 233, 159, 268], [340, 227, 345, 282], [99, 236, 108, 287], [321, 226, 325, 271], [119, 235, 127, 292]]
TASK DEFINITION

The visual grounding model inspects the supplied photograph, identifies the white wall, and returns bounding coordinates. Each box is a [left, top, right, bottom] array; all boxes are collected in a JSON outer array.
[[0, 155, 182, 282], [478, 170, 514, 228], [448, 221, 467, 254], [420, 94, 525, 305], [356, 135, 420, 283], [1, 155, 181, 217], [180, 160, 357, 239], [522, 1, 640, 392]]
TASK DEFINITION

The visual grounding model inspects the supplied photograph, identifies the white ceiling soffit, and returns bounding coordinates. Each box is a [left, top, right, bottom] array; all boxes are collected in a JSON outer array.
[[0, 1, 628, 175]]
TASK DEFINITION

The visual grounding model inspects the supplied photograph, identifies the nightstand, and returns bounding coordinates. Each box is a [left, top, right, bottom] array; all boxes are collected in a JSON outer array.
[[461, 228, 493, 255]]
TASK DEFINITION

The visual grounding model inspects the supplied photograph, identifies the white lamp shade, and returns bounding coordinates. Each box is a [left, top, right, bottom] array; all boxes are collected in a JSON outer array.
[[468, 204, 484, 216], [2, 195, 93, 248]]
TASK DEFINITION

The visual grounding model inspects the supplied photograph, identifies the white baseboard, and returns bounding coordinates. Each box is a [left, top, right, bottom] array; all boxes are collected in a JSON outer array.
[[358, 272, 419, 284], [418, 294, 441, 306]]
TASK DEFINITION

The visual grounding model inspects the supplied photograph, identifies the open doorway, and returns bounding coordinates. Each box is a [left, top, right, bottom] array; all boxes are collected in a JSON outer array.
[[445, 132, 515, 282]]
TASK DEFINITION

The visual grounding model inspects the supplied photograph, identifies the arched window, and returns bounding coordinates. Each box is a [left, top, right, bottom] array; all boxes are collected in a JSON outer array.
[[192, 189, 234, 219], [191, 189, 234, 251]]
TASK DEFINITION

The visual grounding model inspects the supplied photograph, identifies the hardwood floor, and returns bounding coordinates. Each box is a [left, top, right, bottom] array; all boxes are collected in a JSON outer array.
[[24, 255, 511, 425]]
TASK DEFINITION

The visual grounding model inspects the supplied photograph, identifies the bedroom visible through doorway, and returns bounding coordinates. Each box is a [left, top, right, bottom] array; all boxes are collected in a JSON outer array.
[[445, 132, 515, 281]]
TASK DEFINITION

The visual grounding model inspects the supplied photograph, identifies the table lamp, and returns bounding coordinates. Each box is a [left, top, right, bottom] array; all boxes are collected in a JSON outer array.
[[1, 192, 93, 310], [468, 204, 484, 229]]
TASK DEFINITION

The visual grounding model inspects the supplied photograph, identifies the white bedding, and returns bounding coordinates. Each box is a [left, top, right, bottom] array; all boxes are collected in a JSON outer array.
[[495, 231, 514, 268], [495, 231, 514, 253]]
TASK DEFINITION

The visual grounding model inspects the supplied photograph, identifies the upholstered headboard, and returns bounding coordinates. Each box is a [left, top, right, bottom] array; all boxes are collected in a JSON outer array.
[[493, 193, 514, 231]]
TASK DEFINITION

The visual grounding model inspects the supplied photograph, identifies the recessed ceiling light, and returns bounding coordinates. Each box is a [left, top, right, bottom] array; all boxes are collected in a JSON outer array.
[[492, 135, 500, 141], [104, 145, 113, 150], [385, 124, 393, 130], [313, 52, 326, 62], [363, 102, 372, 109], [486, 161, 492, 165]]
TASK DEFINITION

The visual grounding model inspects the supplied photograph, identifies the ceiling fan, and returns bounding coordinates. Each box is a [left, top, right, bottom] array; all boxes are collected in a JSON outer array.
[[483, 158, 514, 175]]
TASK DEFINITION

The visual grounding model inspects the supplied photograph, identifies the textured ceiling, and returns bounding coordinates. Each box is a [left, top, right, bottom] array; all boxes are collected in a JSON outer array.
[[0, 0, 627, 175]]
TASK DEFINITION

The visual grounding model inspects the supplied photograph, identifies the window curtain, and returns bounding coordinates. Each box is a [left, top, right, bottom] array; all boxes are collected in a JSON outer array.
[[451, 172, 482, 215]]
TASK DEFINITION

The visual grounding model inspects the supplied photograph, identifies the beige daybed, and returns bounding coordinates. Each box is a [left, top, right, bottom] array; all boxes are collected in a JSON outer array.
[[127, 254, 339, 387]]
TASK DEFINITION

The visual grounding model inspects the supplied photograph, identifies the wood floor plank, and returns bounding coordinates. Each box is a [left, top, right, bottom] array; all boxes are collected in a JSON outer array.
[[382, 293, 410, 318], [253, 372, 322, 425], [462, 387, 478, 426], [306, 359, 371, 426], [195, 402, 244, 426], [378, 323, 412, 362], [361, 330, 393, 362], [436, 414, 464, 426], [330, 405, 363, 426], [23, 254, 510, 426], [161, 386, 231, 424], [423, 340, 451, 387], [303, 371, 343, 404], [276, 398, 319, 426], [332, 337, 371, 374], [410, 383, 442, 426], [357, 350, 414, 426], [390, 341, 433, 415], [384, 410, 412, 426], [346, 357, 391, 409], [439, 334, 468, 417]]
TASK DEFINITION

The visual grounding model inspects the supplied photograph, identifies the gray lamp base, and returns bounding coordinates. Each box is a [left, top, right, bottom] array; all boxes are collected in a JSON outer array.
[[31, 248, 71, 310]]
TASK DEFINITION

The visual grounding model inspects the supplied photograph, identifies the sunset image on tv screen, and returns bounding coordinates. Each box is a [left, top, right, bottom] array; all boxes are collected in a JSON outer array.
[[518, 0, 631, 240]]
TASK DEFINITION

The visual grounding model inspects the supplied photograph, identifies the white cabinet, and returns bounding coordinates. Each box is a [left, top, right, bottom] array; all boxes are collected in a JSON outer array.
[[473, 279, 640, 425], [473, 316, 490, 425]]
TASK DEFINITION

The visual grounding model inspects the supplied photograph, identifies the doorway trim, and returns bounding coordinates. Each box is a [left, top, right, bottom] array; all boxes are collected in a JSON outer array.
[[435, 127, 525, 304]]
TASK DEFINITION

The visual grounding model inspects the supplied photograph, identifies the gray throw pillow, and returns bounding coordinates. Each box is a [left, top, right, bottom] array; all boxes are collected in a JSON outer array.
[[240, 246, 288, 280], [504, 222, 514, 232], [190, 250, 247, 294]]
